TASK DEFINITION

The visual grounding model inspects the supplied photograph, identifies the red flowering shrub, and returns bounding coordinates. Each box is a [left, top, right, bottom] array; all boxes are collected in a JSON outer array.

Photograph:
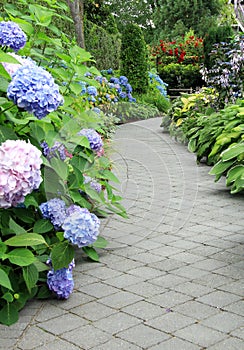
[[152, 33, 204, 66]]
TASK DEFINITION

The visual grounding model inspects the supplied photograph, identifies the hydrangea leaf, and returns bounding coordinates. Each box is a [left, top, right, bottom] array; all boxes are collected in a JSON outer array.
[[5, 233, 48, 247], [51, 242, 74, 271], [7, 248, 36, 266], [23, 264, 39, 293], [0, 269, 13, 291], [0, 303, 18, 326]]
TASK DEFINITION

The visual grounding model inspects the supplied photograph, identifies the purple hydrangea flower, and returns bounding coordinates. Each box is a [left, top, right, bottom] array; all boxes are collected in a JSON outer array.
[[0, 21, 27, 52], [92, 107, 101, 114], [87, 86, 98, 96], [40, 141, 67, 161], [0, 140, 42, 208], [110, 77, 120, 84], [78, 128, 103, 152], [126, 83, 132, 93], [39, 198, 67, 230], [7, 65, 63, 119], [47, 265, 74, 299], [83, 175, 102, 193], [119, 76, 128, 86], [119, 91, 127, 99], [62, 207, 100, 248]]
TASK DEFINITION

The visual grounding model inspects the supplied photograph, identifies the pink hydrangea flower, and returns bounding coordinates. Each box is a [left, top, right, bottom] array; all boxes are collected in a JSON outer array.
[[2, 52, 36, 77], [0, 139, 43, 208]]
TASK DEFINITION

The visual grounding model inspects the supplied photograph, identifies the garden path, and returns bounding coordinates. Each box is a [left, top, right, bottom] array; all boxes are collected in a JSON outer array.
[[1, 117, 243, 350]]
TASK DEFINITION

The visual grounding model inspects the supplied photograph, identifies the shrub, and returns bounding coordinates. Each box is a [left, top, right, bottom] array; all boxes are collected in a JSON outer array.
[[120, 23, 149, 93]]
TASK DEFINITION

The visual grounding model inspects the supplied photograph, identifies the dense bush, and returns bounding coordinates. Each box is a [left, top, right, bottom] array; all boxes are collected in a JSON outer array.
[[159, 63, 203, 90], [0, 3, 126, 326], [84, 20, 121, 71], [120, 23, 149, 93]]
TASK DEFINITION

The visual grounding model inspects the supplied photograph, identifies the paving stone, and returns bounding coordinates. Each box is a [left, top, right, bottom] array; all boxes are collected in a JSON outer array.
[[35, 303, 67, 322], [196, 290, 241, 308], [70, 301, 116, 321], [99, 290, 143, 309], [123, 281, 166, 298], [61, 324, 111, 349], [149, 258, 186, 272], [85, 266, 122, 280], [93, 311, 141, 334], [128, 266, 164, 279], [33, 339, 81, 350], [172, 281, 214, 298], [91, 338, 141, 350], [117, 323, 170, 348], [146, 311, 195, 333], [172, 266, 209, 279], [150, 274, 188, 288], [148, 290, 192, 308], [223, 300, 244, 316], [202, 311, 243, 333], [148, 337, 201, 350], [175, 323, 227, 347], [207, 336, 244, 350], [230, 327, 244, 340], [171, 251, 205, 263], [17, 326, 57, 349], [190, 258, 228, 271], [174, 300, 219, 320], [38, 313, 88, 335], [78, 282, 119, 298], [122, 300, 164, 321], [219, 280, 244, 296], [194, 273, 236, 288]]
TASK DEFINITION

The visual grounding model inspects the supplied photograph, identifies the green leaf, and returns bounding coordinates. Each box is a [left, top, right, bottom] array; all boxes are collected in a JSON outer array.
[[0, 50, 21, 63], [0, 303, 19, 326], [222, 143, 244, 161], [98, 170, 120, 183], [7, 248, 36, 266], [2, 292, 14, 303], [33, 260, 49, 272], [5, 233, 48, 247], [0, 126, 17, 144], [37, 285, 51, 299], [0, 269, 13, 291], [82, 246, 99, 261], [209, 160, 233, 176], [50, 157, 68, 181], [51, 242, 74, 271], [23, 264, 39, 293], [29, 4, 53, 26], [92, 236, 108, 249], [33, 219, 53, 234], [24, 194, 39, 208], [226, 165, 244, 186], [9, 217, 27, 235]]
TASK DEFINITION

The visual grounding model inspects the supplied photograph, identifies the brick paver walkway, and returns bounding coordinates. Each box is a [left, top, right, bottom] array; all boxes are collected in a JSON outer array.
[[1, 118, 243, 349]]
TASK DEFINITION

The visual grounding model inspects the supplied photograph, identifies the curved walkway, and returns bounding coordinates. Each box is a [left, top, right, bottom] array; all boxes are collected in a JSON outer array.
[[1, 118, 243, 350]]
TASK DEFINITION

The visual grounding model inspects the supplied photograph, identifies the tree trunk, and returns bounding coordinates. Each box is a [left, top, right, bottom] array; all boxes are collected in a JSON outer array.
[[66, 0, 85, 48]]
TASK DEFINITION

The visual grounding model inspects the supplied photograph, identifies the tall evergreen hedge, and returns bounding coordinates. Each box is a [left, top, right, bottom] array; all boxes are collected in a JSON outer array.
[[120, 23, 149, 93]]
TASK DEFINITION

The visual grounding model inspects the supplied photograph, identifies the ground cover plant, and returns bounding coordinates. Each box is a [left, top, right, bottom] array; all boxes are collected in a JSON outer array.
[[0, 2, 128, 325]]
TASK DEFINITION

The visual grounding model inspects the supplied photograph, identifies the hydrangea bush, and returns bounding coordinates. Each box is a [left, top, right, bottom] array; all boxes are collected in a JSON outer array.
[[0, 3, 126, 326]]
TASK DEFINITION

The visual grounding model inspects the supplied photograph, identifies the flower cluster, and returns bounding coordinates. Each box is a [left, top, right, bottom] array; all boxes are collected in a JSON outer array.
[[0, 140, 42, 208], [62, 206, 100, 248], [7, 65, 63, 119], [152, 34, 204, 66], [0, 21, 27, 52], [149, 72, 168, 98], [47, 259, 75, 299], [2, 53, 36, 77], [78, 128, 103, 153], [83, 175, 102, 193], [40, 141, 67, 161], [39, 198, 67, 230]]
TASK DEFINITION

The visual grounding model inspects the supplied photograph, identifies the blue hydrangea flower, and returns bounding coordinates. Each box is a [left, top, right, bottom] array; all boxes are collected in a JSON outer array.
[[107, 68, 113, 74], [78, 81, 87, 94], [92, 107, 101, 114], [78, 128, 103, 152], [126, 83, 132, 93], [47, 266, 74, 299], [83, 175, 102, 193], [119, 91, 127, 99], [7, 65, 63, 119], [87, 86, 98, 96], [0, 21, 27, 52], [128, 93, 136, 102], [110, 77, 120, 84], [39, 198, 67, 230], [119, 76, 128, 86], [40, 141, 67, 161], [62, 207, 100, 248]]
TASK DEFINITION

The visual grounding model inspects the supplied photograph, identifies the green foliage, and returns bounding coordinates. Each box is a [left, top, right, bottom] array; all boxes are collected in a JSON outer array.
[[0, 0, 126, 325], [152, 0, 223, 40], [203, 24, 234, 68], [120, 23, 149, 93], [209, 142, 244, 194], [101, 102, 162, 124], [158, 63, 203, 90], [135, 90, 170, 113], [84, 20, 121, 71]]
